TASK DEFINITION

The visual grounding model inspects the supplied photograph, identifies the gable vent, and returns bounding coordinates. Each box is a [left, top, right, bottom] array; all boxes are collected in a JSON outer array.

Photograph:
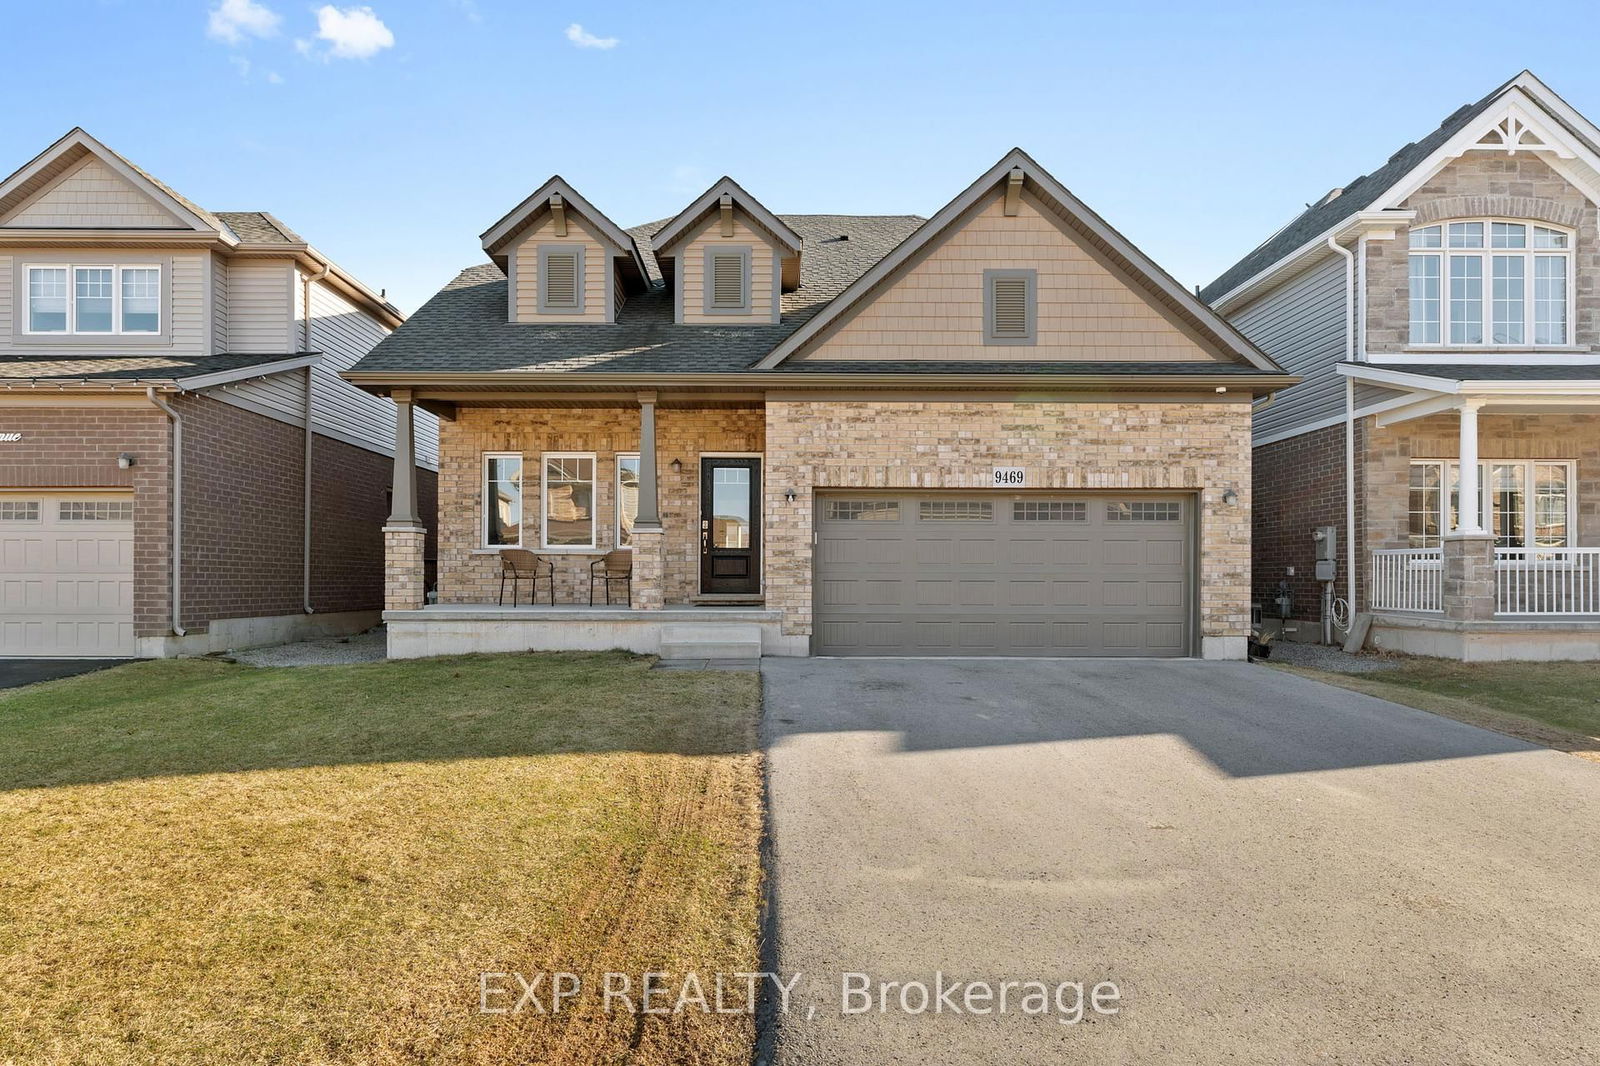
[[543, 252, 579, 308], [711, 253, 746, 309], [990, 276, 1030, 336]]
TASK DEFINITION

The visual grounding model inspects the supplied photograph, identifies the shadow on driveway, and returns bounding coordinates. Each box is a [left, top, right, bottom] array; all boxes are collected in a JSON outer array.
[[0, 659, 134, 691]]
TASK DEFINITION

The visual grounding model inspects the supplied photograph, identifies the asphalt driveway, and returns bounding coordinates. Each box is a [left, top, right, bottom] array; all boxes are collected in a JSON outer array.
[[0, 659, 131, 690], [760, 658, 1600, 1065]]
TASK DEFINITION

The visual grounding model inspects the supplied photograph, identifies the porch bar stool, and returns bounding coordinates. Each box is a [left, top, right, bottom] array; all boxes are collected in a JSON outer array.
[[498, 548, 554, 606], [589, 549, 633, 606]]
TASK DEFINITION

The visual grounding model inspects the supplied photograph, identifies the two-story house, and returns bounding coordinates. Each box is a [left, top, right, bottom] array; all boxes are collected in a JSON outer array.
[[346, 150, 1292, 661], [0, 129, 437, 658], [1205, 71, 1600, 661]]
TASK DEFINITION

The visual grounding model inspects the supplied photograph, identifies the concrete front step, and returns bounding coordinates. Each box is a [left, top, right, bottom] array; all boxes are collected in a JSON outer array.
[[658, 623, 763, 660]]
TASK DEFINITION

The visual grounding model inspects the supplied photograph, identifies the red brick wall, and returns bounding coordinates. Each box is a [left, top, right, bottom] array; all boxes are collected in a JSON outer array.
[[1252, 421, 1366, 624], [310, 431, 437, 611], [0, 403, 173, 636]]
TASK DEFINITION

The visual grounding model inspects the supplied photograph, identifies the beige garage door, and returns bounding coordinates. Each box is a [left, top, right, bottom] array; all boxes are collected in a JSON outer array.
[[814, 493, 1193, 657], [0, 492, 135, 657]]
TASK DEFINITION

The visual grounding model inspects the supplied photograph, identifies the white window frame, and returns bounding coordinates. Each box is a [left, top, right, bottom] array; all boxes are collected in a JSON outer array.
[[1407, 220, 1573, 348], [540, 451, 597, 551], [24, 262, 162, 336], [481, 452, 524, 549], [1408, 458, 1576, 549], [616, 452, 640, 550]]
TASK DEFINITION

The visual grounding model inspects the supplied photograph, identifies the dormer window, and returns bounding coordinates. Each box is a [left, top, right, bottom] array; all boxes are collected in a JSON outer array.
[[538, 246, 584, 313], [1408, 221, 1571, 346], [984, 269, 1036, 345], [705, 247, 751, 313]]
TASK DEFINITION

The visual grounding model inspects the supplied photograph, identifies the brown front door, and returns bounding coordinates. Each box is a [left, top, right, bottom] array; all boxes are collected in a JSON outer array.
[[700, 457, 761, 595]]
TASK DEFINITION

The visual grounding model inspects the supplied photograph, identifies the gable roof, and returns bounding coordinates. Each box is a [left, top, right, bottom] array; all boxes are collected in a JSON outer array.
[[757, 148, 1279, 371], [479, 175, 649, 290], [649, 176, 804, 258], [1201, 71, 1600, 306]]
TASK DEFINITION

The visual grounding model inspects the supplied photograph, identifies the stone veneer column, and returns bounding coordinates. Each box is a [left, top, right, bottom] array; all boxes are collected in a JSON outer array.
[[629, 527, 665, 610], [384, 390, 426, 611], [1442, 532, 1496, 622]]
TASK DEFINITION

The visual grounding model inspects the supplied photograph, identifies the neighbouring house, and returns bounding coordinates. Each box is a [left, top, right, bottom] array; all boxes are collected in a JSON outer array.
[[1204, 71, 1600, 661], [347, 149, 1291, 661], [0, 129, 438, 658]]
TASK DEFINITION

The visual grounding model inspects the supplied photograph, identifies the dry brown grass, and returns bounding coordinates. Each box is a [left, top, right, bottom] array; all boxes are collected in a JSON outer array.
[[0, 651, 763, 1065]]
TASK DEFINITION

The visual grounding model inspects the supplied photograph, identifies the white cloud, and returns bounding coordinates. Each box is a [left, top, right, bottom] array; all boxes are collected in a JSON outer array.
[[207, 0, 281, 44], [307, 5, 395, 60], [565, 23, 618, 50], [267, 71, 285, 84]]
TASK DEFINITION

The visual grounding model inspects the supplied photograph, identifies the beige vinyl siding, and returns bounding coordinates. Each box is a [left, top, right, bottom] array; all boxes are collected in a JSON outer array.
[[800, 190, 1216, 361], [226, 259, 295, 352], [1229, 254, 1350, 445], [0, 251, 208, 357], [210, 253, 229, 353], [510, 214, 608, 323], [676, 215, 777, 324], [1, 157, 183, 228]]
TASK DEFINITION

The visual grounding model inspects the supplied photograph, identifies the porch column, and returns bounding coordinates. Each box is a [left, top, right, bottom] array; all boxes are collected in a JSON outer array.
[[630, 391, 665, 610], [1442, 398, 1494, 621], [383, 389, 426, 611]]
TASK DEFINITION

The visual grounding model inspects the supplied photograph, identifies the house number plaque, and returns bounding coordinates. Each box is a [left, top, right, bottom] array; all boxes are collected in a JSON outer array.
[[991, 467, 1026, 487]]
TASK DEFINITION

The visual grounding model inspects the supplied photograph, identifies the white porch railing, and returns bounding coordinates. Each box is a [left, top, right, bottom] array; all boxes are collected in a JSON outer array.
[[1370, 548, 1443, 613], [1495, 548, 1600, 616]]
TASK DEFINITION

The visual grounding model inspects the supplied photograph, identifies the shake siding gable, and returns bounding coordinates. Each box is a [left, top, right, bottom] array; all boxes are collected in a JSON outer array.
[[1, 156, 183, 228], [510, 214, 609, 323], [797, 190, 1225, 362], [675, 214, 778, 324]]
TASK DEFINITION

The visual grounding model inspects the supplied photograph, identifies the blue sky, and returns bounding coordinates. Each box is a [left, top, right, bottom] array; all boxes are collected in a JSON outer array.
[[8, 1, 1600, 313]]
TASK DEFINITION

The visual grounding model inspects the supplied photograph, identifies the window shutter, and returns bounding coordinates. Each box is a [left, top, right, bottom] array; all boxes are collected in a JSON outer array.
[[711, 253, 745, 309], [543, 252, 579, 308], [990, 275, 1029, 337]]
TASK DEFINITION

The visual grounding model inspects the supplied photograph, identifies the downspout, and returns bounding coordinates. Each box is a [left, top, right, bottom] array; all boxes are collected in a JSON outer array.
[[146, 387, 186, 638], [1328, 234, 1358, 620], [300, 264, 330, 615]]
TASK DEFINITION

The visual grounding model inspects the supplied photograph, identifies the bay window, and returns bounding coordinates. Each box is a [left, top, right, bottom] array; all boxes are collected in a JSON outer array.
[[1408, 222, 1570, 346], [1408, 459, 1574, 549], [25, 263, 161, 335], [542, 453, 596, 549]]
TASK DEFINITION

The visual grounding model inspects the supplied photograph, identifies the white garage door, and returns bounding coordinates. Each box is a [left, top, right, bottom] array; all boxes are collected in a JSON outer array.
[[0, 493, 135, 657]]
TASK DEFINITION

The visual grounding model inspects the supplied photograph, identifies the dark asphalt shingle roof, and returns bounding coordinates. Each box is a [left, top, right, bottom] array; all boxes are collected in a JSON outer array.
[[1357, 363, 1600, 382], [351, 214, 926, 374], [781, 360, 1271, 376], [0, 352, 310, 384], [217, 211, 304, 245], [1199, 80, 1516, 304]]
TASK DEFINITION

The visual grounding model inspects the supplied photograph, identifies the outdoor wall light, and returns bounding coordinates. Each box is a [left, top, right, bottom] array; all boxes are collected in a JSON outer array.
[[117, 453, 136, 470], [669, 458, 682, 474], [1221, 488, 1239, 506], [784, 489, 798, 503]]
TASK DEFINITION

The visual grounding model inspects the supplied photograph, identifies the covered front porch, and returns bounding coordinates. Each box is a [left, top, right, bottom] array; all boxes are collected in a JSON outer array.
[[1343, 362, 1600, 659]]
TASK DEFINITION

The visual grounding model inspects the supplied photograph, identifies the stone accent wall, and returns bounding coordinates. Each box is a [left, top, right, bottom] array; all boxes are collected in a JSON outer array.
[[1251, 421, 1366, 624], [763, 399, 1253, 642], [1442, 533, 1496, 621], [435, 406, 764, 605], [1365, 154, 1600, 352], [629, 528, 665, 609], [384, 527, 426, 610]]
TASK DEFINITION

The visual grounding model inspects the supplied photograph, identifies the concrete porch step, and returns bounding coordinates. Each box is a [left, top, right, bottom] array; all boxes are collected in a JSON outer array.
[[658, 623, 763, 660]]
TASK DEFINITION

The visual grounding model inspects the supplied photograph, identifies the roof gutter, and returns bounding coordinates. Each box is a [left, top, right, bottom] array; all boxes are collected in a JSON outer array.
[[146, 387, 186, 638]]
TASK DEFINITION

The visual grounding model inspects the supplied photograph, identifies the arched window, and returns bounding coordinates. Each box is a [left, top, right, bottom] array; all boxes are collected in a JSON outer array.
[[1407, 221, 1572, 346]]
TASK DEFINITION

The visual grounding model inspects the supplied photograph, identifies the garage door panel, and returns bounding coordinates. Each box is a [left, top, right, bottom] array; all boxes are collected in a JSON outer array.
[[815, 493, 1191, 657], [1, 493, 135, 657]]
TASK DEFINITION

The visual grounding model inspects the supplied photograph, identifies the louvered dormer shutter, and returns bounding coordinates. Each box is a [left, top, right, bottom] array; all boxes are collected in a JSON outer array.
[[984, 269, 1036, 344], [538, 247, 583, 312], [704, 246, 751, 313]]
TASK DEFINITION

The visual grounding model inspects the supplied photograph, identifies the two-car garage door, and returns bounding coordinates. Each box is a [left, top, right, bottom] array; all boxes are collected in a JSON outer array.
[[0, 492, 135, 657], [814, 493, 1193, 657]]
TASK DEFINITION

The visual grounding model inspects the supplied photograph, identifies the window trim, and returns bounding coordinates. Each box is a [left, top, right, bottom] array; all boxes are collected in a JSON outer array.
[[983, 268, 1037, 346], [703, 245, 753, 315], [541, 451, 598, 551], [482, 452, 524, 549], [536, 245, 585, 314], [1406, 220, 1574, 348], [1407, 458, 1576, 549], [615, 452, 640, 550], [23, 261, 163, 337]]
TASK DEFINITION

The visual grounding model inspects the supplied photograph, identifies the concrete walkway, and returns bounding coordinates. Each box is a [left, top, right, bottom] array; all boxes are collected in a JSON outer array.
[[760, 658, 1600, 1065]]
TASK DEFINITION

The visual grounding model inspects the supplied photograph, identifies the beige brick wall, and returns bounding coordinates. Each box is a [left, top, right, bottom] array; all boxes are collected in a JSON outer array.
[[1362, 411, 1600, 555], [763, 399, 1254, 641], [1365, 154, 1600, 352], [795, 190, 1222, 362], [436, 405, 764, 605]]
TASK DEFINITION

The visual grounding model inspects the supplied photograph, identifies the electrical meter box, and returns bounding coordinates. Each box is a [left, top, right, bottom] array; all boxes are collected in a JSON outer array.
[[1315, 559, 1337, 582], [1314, 526, 1337, 561]]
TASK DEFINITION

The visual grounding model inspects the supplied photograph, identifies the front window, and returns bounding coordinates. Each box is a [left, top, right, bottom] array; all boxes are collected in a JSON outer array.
[[542, 453, 596, 549], [1409, 222, 1570, 346], [26, 263, 161, 335], [483, 453, 522, 547], [1408, 459, 1573, 549], [616, 454, 640, 548]]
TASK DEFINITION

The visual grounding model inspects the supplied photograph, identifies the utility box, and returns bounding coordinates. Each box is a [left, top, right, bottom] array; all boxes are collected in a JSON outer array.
[[1315, 558, 1337, 582], [1313, 525, 1338, 562]]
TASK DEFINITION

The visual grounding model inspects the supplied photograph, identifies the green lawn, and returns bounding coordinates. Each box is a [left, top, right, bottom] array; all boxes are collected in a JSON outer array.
[[1277, 658, 1600, 760], [0, 652, 764, 1066]]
